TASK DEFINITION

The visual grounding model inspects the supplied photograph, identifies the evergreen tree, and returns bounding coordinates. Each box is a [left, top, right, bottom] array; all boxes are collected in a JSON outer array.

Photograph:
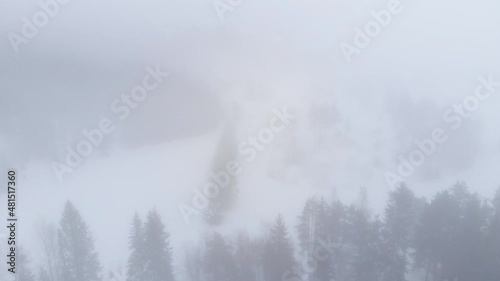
[[329, 201, 348, 281], [234, 233, 262, 281], [414, 189, 455, 281], [263, 215, 295, 281], [58, 201, 101, 281], [482, 187, 500, 281], [444, 184, 486, 281], [143, 209, 175, 281], [297, 197, 320, 255], [127, 212, 146, 281], [203, 232, 238, 281], [381, 184, 421, 281], [313, 199, 335, 281], [205, 124, 239, 225], [414, 183, 489, 281], [344, 206, 383, 281], [453, 192, 486, 281], [184, 244, 203, 281]]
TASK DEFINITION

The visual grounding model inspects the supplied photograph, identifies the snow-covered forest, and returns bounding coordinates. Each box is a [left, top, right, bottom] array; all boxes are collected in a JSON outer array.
[[2, 0, 500, 281], [15, 183, 500, 281]]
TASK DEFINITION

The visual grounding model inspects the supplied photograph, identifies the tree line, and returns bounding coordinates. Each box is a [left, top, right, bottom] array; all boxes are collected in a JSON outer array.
[[16, 182, 500, 281]]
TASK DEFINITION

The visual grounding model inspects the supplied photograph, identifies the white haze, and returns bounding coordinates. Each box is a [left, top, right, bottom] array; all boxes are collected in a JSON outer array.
[[1, 0, 500, 276]]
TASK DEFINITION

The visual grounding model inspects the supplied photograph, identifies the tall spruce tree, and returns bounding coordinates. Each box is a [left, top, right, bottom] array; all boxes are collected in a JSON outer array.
[[263, 215, 295, 281], [58, 201, 101, 281], [234, 233, 262, 281], [205, 124, 239, 225], [414, 189, 456, 281], [344, 206, 383, 281], [482, 187, 500, 281], [313, 198, 335, 281], [329, 201, 348, 281], [203, 232, 238, 281], [297, 197, 319, 255], [127, 212, 146, 281], [184, 243, 203, 281], [381, 184, 421, 281], [414, 183, 489, 281], [445, 184, 485, 281], [454, 192, 486, 281], [143, 209, 175, 281]]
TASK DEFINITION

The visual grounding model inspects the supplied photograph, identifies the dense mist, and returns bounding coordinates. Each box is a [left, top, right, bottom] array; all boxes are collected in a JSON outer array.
[[1, 0, 500, 280]]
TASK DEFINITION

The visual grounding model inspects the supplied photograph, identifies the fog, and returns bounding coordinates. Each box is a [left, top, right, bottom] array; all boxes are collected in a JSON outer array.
[[1, 0, 500, 280]]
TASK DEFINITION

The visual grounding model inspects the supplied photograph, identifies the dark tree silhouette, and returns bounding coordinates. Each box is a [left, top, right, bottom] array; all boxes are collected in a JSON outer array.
[[143, 209, 175, 281], [127, 212, 146, 281], [58, 201, 101, 281], [263, 215, 295, 281]]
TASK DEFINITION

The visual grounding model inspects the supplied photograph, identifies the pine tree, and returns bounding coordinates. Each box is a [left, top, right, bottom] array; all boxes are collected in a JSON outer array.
[[203, 232, 238, 281], [205, 124, 239, 225], [127, 212, 146, 281], [329, 201, 348, 281], [445, 183, 486, 281], [414, 189, 455, 281], [184, 243, 203, 281], [234, 233, 262, 281], [482, 187, 500, 281], [343, 206, 382, 281], [58, 201, 101, 281], [143, 209, 175, 281], [297, 197, 319, 256], [454, 192, 486, 281], [263, 215, 295, 281], [312, 199, 334, 281], [381, 184, 421, 281], [414, 183, 488, 281]]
